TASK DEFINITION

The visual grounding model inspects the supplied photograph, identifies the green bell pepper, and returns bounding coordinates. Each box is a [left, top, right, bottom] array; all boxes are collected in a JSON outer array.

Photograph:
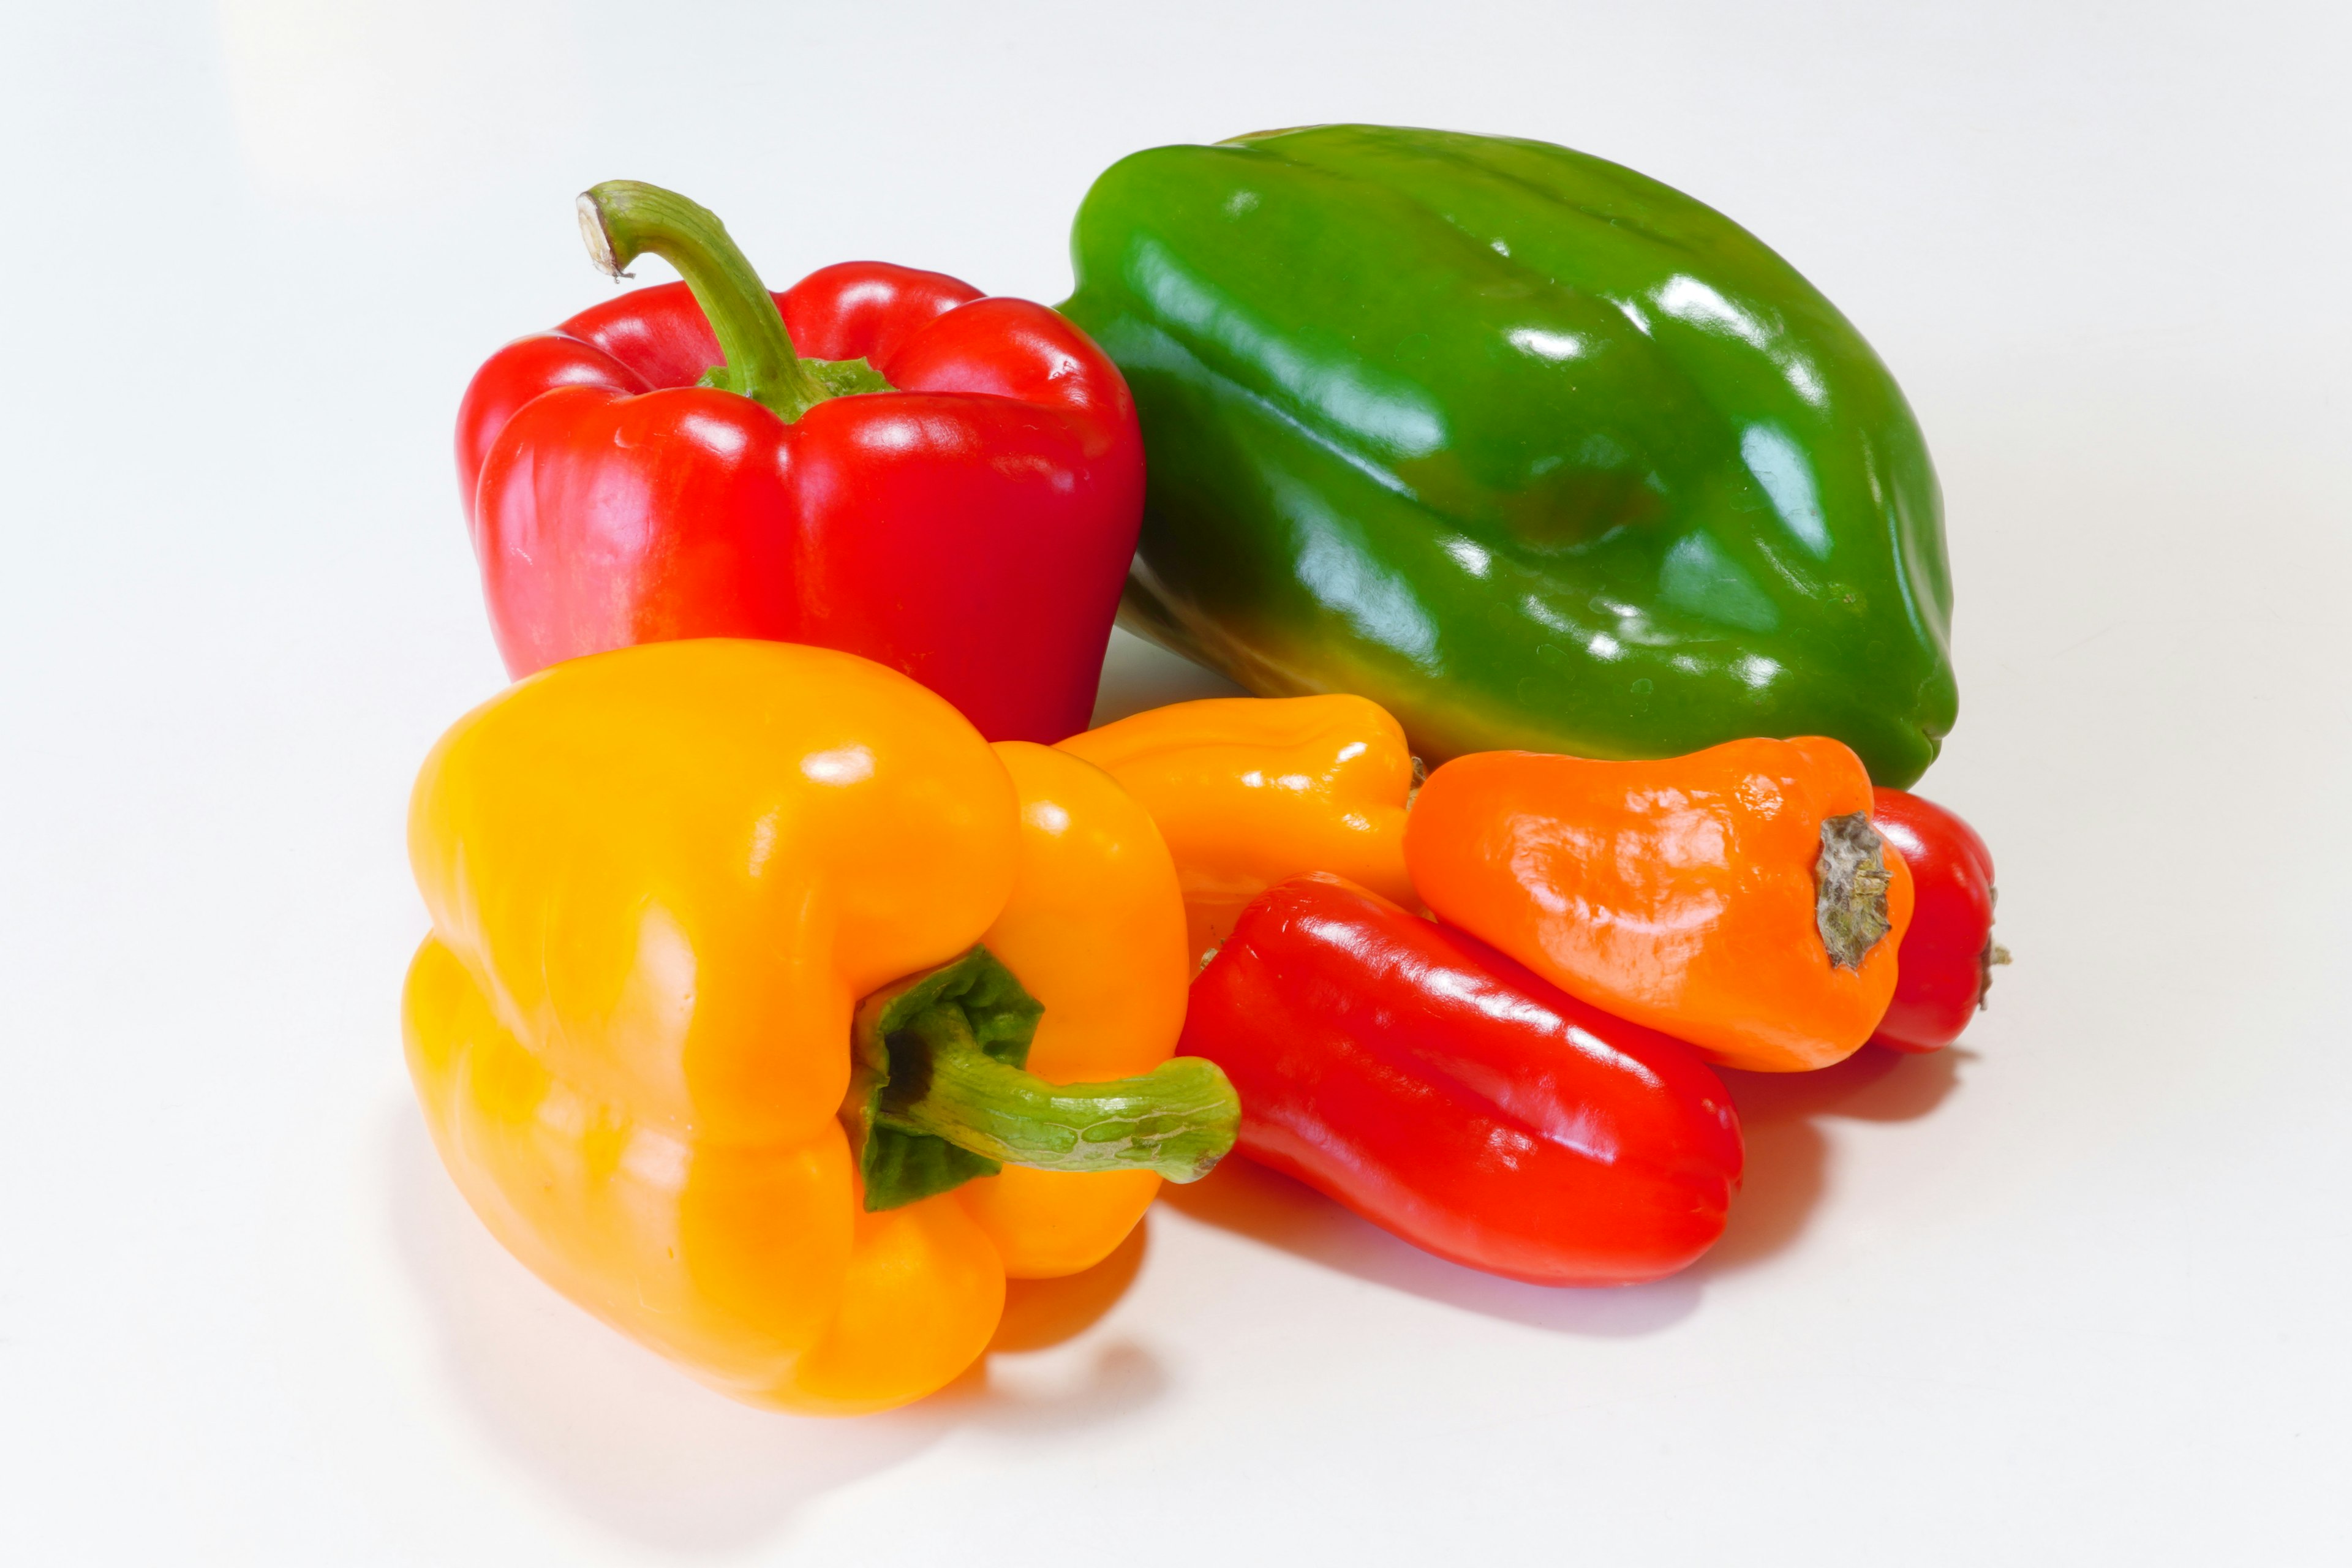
[[1061, 124, 1957, 786]]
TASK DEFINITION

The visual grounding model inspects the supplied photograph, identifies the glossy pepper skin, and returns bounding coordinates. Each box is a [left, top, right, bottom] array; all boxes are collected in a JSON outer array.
[[1183, 875, 1742, 1285], [458, 182, 1144, 744], [1057, 693, 1417, 968], [402, 639, 1231, 1415], [1063, 124, 1956, 786], [1869, 787, 2004, 1052], [1407, 737, 1914, 1072]]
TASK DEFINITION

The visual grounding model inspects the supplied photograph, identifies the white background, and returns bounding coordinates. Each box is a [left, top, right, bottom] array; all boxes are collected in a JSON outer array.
[[4, 2, 2347, 1562]]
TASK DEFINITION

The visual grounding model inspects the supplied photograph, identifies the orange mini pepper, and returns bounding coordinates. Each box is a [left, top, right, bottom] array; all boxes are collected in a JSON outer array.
[[402, 639, 1234, 1414], [1404, 737, 1914, 1072], [1058, 693, 1418, 968]]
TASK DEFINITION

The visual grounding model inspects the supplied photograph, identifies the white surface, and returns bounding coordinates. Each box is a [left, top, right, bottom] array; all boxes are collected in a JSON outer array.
[[5, 2, 2348, 1562]]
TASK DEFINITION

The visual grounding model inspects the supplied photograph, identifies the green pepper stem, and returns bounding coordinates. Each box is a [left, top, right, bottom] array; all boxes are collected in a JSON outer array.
[[575, 180, 832, 422], [876, 1008, 1239, 1184]]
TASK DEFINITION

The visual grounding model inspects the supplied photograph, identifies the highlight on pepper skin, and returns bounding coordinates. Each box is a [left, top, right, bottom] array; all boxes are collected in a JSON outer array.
[[1182, 873, 1744, 1285], [1058, 692, 1419, 968]]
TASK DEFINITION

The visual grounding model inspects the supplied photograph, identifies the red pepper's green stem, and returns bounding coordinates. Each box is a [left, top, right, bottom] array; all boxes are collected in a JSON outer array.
[[880, 1005, 1238, 1183], [576, 180, 833, 422]]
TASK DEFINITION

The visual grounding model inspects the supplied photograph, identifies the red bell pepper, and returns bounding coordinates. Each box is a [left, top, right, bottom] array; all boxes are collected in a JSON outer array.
[[1180, 873, 1743, 1286], [1868, 788, 2008, 1052], [454, 181, 1145, 744]]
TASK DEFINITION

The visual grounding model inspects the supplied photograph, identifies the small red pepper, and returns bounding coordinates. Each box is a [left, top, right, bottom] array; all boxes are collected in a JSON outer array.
[[454, 182, 1144, 744], [1180, 874, 1743, 1286], [1868, 788, 2008, 1052]]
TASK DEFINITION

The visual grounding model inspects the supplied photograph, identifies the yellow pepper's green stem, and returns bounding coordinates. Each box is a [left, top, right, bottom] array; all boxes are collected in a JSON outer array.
[[878, 1006, 1238, 1183], [845, 945, 1239, 1211]]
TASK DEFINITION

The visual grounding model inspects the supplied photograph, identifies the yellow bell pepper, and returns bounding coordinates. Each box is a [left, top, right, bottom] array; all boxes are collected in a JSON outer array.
[[401, 639, 1235, 1415], [1058, 694, 1420, 967]]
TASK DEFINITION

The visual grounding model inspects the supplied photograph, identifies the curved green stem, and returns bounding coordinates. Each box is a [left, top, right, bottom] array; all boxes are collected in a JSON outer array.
[[575, 180, 832, 421], [845, 946, 1241, 1211], [881, 1008, 1238, 1183]]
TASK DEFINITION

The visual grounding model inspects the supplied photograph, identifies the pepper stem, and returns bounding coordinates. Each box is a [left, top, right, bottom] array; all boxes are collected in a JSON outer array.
[[575, 180, 834, 422], [881, 1006, 1238, 1183], [1815, 811, 1896, 969], [845, 946, 1240, 1211]]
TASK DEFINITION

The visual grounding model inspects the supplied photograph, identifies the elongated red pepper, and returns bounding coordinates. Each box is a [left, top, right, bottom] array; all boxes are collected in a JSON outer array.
[[455, 181, 1144, 744], [1869, 788, 2007, 1052], [1180, 874, 1743, 1286]]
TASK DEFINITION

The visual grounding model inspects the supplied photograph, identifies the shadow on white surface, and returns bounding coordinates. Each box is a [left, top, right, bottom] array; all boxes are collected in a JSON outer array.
[[1163, 1044, 1968, 1321], [383, 1109, 1164, 1553], [1703, 1044, 1969, 1272], [1158, 1156, 1702, 1335]]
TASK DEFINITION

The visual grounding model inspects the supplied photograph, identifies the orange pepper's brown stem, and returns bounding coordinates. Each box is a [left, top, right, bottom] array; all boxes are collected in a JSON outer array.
[[1815, 812, 1896, 969]]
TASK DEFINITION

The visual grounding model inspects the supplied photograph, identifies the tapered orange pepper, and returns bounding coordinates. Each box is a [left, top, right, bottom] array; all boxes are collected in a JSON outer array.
[[402, 639, 1233, 1414], [1404, 737, 1913, 1072], [1058, 694, 1417, 967]]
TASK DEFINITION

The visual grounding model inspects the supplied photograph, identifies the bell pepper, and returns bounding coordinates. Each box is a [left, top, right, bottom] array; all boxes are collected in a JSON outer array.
[[1061, 124, 1957, 786], [1869, 787, 2007, 1053], [401, 638, 1237, 1415], [1057, 693, 1418, 968], [1182, 873, 1743, 1285], [455, 181, 1145, 744], [1406, 737, 1914, 1072]]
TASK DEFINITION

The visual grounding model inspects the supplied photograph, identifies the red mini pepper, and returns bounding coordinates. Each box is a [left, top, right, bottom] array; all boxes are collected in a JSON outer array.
[[1869, 788, 2008, 1052], [454, 181, 1145, 744], [1180, 873, 1743, 1286]]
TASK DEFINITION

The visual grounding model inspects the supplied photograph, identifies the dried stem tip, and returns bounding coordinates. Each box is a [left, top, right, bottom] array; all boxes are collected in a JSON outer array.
[[1816, 812, 1895, 970]]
